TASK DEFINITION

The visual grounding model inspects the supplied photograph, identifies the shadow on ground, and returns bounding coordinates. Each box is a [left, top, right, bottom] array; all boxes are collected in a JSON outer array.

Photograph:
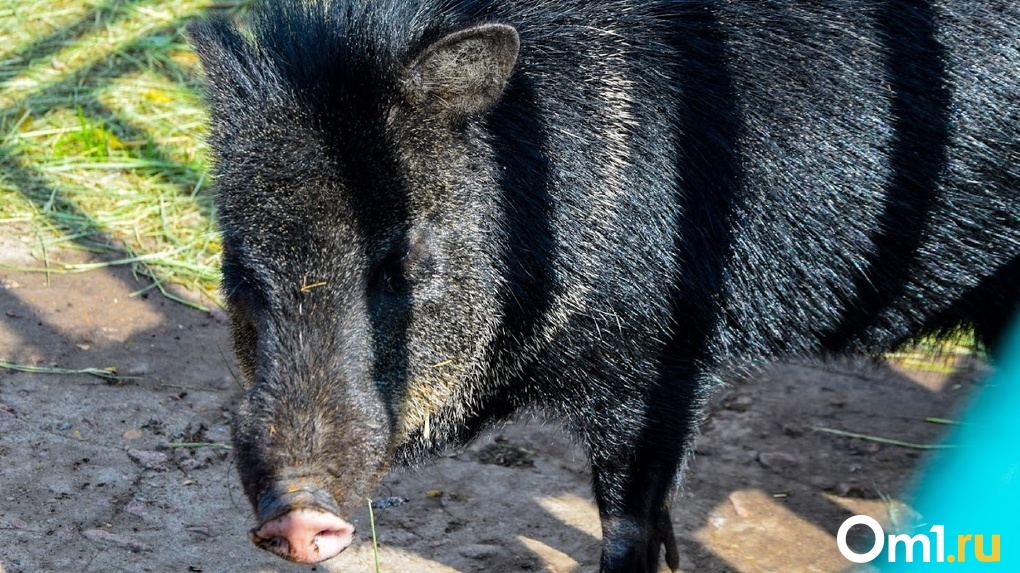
[[0, 229, 984, 573]]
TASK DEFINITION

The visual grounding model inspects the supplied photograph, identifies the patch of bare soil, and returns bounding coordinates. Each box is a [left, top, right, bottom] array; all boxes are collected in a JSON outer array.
[[0, 229, 984, 573]]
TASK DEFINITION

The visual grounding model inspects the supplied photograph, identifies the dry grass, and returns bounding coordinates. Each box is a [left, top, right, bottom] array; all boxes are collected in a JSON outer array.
[[1, 0, 249, 310]]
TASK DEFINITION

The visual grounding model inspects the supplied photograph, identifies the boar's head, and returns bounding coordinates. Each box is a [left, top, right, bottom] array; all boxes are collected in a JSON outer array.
[[189, 3, 519, 564]]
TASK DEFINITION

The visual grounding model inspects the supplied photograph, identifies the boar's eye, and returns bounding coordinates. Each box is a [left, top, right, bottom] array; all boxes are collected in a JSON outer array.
[[376, 252, 411, 295], [373, 231, 435, 296]]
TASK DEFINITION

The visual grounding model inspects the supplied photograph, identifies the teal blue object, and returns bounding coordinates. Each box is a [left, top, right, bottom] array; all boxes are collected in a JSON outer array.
[[878, 320, 1020, 571]]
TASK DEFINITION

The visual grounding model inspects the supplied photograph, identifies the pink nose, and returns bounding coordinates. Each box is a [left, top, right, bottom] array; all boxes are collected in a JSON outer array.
[[249, 508, 355, 563]]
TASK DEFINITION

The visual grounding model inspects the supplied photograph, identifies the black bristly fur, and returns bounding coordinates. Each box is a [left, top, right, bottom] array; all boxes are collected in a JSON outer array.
[[189, 1, 1020, 571]]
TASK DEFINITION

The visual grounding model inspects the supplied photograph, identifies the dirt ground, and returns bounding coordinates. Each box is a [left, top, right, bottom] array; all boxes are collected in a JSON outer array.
[[0, 226, 988, 573]]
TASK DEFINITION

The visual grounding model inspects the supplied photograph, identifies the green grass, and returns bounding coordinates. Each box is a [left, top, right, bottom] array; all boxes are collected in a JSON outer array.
[[368, 498, 381, 573], [0, 0, 249, 310], [886, 329, 985, 373]]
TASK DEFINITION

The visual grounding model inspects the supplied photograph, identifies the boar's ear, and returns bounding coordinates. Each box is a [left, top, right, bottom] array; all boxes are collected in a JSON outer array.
[[186, 16, 257, 106], [403, 24, 520, 117]]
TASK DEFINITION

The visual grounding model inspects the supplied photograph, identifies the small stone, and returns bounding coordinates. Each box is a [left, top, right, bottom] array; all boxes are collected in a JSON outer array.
[[122, 429, 143, 441], [728, 492, 753, 518], [459, 544, 501, 560], [757, 451, 799, 472], [125, 500, 150, 521], [0, 516, 30, 530], [174, 449, 210, 471], [126, 449, 170, 471]]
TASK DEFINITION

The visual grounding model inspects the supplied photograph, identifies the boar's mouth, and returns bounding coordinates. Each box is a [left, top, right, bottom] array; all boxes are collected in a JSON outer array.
[[255, 481, 344, 524]]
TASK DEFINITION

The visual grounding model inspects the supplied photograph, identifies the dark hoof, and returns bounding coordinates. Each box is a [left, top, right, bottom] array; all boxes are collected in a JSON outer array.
[[658, 508, 680, 572]]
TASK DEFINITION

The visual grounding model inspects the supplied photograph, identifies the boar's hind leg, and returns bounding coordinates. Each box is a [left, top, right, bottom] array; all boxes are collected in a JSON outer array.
[[586, 377, 701, 573]]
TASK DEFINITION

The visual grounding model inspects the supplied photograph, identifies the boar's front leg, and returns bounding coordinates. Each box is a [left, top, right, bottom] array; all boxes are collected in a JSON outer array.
[[585, 374, 702, 573], [591, 442, 683, 572]]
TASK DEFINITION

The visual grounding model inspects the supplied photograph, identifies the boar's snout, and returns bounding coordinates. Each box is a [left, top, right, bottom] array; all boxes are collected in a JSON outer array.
[[250, 484, 355, 564], [250, 508, 354, 563]]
